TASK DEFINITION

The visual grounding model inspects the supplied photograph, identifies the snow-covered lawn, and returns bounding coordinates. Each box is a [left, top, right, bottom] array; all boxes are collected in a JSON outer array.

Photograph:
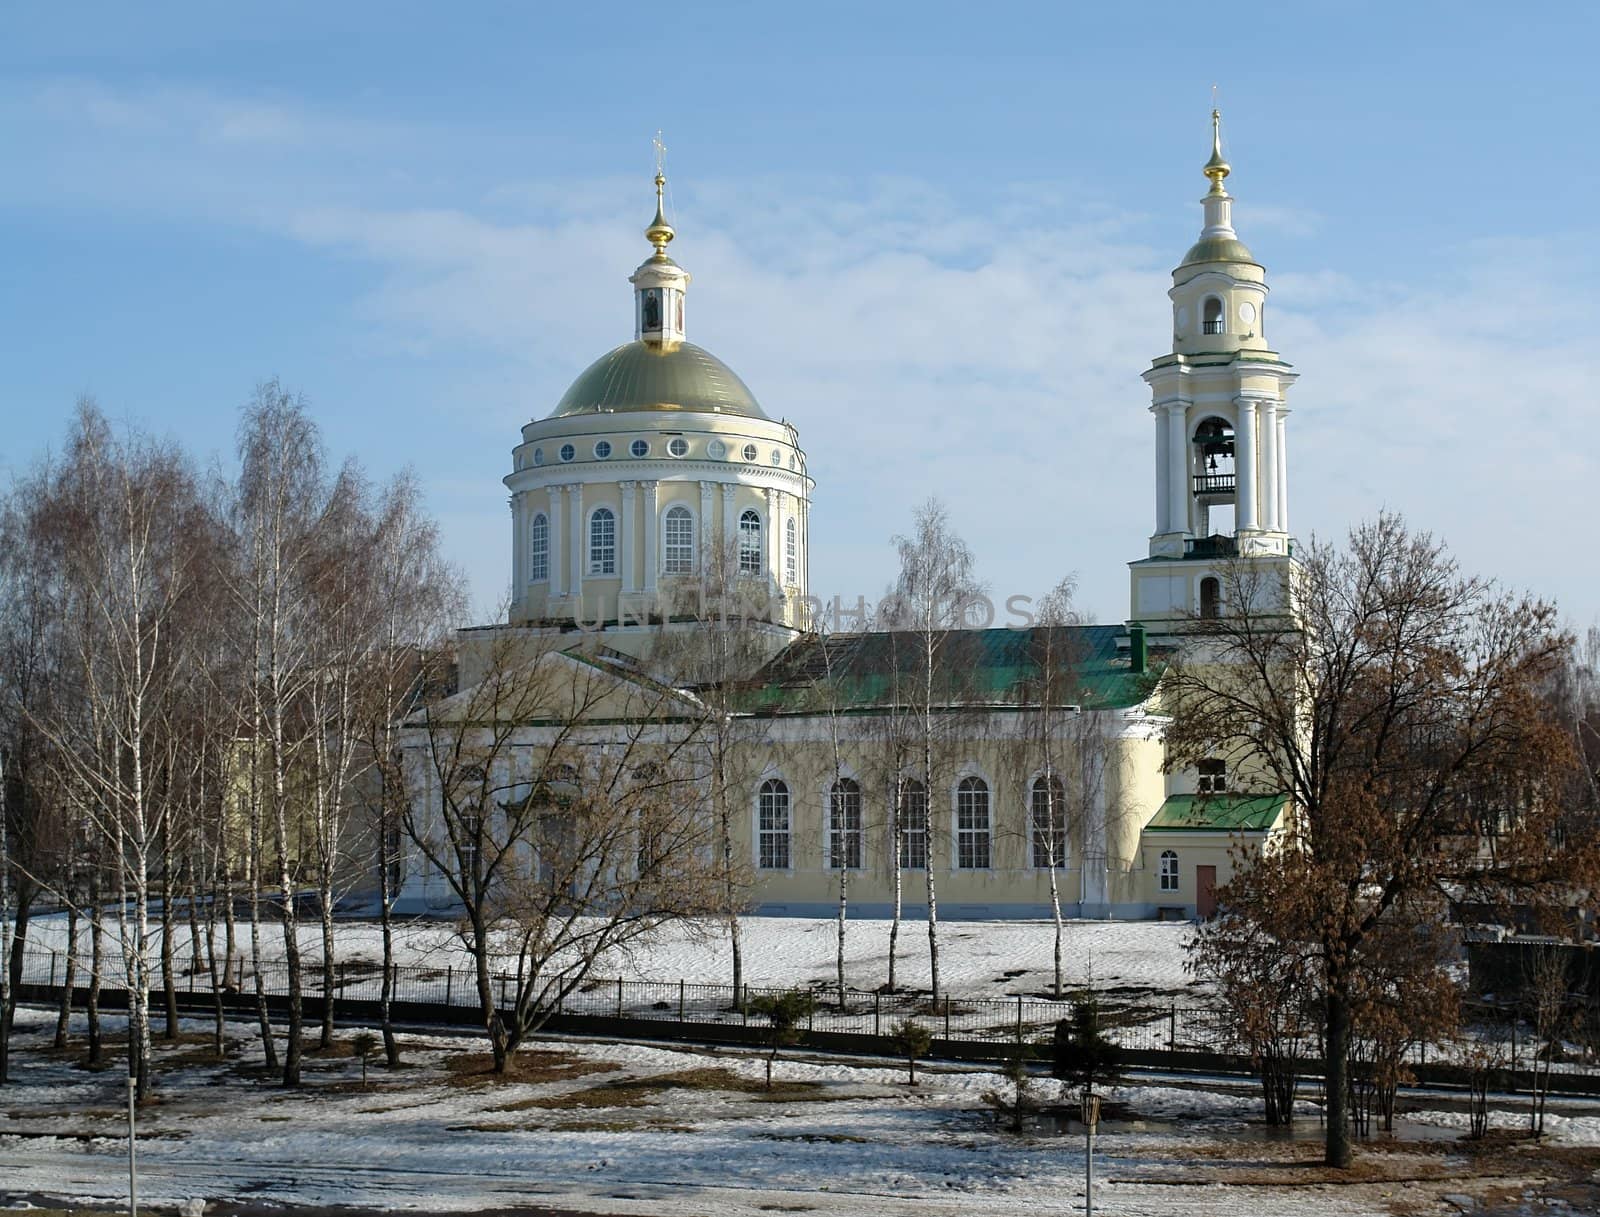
[[4, 1007, 1598, 1217], [23, 914, 1199, 1001]]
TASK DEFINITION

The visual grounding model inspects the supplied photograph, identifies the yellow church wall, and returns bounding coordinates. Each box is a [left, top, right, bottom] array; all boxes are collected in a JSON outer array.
[[721, 711, 1171, 918]]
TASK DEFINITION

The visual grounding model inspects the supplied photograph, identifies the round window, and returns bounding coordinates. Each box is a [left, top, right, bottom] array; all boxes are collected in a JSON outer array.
[[630, 439, 649, 458], [594, 440, 612, 460], [532, 447, 545, 467], [559, 443, 575, 463], [667, 437, 689, 458], [1238, 301, 1257, 325], [788, 454, 796, 471], [707, 439, 726, 459], [742, 443, 758, 462]]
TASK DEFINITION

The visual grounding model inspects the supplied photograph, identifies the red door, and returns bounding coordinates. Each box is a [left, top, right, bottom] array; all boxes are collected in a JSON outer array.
[[1196, 865, 1217, 919]]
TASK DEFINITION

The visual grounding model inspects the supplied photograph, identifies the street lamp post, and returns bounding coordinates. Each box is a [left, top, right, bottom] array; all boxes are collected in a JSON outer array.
[[1081, 1089, 1101, 1217]]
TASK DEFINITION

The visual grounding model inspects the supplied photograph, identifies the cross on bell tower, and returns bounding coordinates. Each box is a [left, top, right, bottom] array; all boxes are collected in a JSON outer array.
[[1129, 110, 1298, 633]]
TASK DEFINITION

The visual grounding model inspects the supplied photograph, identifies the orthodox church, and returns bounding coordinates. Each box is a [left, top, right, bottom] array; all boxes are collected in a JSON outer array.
[[405, 113, 1296, 921]]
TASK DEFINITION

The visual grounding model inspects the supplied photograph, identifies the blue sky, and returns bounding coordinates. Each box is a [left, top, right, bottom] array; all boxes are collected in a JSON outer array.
[[2, 2, 1597, 626]]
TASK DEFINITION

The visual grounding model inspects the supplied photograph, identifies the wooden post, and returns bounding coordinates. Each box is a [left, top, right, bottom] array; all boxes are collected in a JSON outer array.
[[944, 995, 951, 1042], [445, 966, 452, 1006], [615, 976, 623, 1018], [742, 985, 749, 1026], [678, 978, 685, 1021], [1169, 1004, 1177, 1052], [874, 990, 881, 1038]]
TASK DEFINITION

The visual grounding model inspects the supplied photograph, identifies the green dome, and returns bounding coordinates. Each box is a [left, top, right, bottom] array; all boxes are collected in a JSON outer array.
[[549, 341, 768, 420], [1178, 236, 1258, 269]]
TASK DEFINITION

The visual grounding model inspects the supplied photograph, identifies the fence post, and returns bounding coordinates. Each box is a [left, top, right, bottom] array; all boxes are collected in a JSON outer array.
[[445, 966, 452, 1006], [944, 995, 951, 1042], [742, 984, 749, 1026], [616, 976, 624, 1018], [499, 973, 508, 1009], [678, 979, 685, 1022], [50, 953, 57, 988], [1016, 994, 1023, 1045], [1169, 1004, 1176, 1053], [874, 990, 881, 1038]]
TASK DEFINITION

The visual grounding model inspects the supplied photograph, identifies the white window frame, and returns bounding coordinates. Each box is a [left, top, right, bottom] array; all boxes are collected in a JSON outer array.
[[588, 506, 617, 576], [1029, 772, 1067, 869], [826, 776, 864, 870], [784, 517, 798, 587], [1159, 849, 1180, 892], [756, 777, 791, 871], [897, 776, 928, 871], [954, 773, 991, 870], [738, 508, 763, 575], [528, 512, 549, 583], [1197, 758, 1227, 794], [662, 503, 696, 575]]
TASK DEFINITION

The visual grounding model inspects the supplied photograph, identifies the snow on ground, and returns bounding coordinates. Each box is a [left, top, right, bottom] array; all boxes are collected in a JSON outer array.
[[22, 913, 1198, 1000], [3, 1007, 1596, 1217]]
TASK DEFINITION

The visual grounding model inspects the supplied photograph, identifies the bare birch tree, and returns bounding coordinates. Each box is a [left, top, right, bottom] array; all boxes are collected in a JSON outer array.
[[399, 630, 728, 1071], [889, 498, 984, 1003]]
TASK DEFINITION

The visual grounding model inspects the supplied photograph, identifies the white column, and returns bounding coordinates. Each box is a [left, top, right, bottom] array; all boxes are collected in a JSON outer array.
[[704, 479, 723, 569], [510, 494, 523, 592], [641, 481, 660, 596], [1165, 404, 1189, 537], [1235, 397, 1258, 532], [547, 485, 564, 599], [568, 483, 585, 601], [1153, 408, 1170, 534], [1259, 400, 1279, 532], [1276, 408, 1290, 536], [765, 487, 781, 581], [619, 481, 638, 594]]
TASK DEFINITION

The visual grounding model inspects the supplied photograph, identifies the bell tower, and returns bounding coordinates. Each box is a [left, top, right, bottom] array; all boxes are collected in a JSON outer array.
[[1129, 110, 1297, 633]]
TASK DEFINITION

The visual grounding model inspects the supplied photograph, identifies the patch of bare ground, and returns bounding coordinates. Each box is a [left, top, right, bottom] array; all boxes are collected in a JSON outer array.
[[1131, 1131, 1600, 1214], [498, 1066, 825, 1111], [440, 1048, 623, 1088]]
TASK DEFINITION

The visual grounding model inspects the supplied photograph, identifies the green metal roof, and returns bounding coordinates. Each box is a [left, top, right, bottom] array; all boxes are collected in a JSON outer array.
[[737, 625, 1161, 716], [1145, 793, 1287, 833], [549, 340, 768, 420]]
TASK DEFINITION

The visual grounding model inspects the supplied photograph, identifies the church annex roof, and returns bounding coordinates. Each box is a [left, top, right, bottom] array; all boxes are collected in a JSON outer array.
[[549, 340, 769, 420], [738, 625, 1160, 715], [1144, 793, 1287, 833]]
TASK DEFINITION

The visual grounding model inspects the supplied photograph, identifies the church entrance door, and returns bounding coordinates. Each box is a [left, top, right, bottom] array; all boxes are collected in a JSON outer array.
[[1196, 865, 1217, 919]]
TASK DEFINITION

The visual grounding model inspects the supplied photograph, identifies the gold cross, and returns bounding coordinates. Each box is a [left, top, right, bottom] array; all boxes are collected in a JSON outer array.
[[653, 131, 667, 178]]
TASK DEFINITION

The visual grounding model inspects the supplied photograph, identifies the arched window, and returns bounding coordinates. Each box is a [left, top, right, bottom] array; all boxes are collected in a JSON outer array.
[[898, 778, 927, 870], [663, 505, 695, 574], [757, 778, 791, 870], [588, 508, 616, 576], [528, 513, 549, 583], [955, 775, 990, 869], [1030, 774, 1067, 869], [1159, 849, 1180, 892], [1200, 576, 1221, 619], [738, 509, 762, 574], [784, 517, 798, 587], [828, 778, 863, 870], [1202, 296, 1225, 334]]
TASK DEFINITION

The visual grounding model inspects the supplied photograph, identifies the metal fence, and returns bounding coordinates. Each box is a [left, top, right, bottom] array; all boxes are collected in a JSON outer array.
[[18, 945, 1226, 1051], [17, 946, 1595, 1082]]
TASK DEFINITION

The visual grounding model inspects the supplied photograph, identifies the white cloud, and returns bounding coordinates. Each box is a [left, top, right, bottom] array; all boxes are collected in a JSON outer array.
[[5, 80, 1597, 627]]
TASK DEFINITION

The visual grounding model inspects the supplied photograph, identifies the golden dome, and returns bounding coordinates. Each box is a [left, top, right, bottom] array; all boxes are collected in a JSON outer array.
[[548, 340, 768, 420]]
